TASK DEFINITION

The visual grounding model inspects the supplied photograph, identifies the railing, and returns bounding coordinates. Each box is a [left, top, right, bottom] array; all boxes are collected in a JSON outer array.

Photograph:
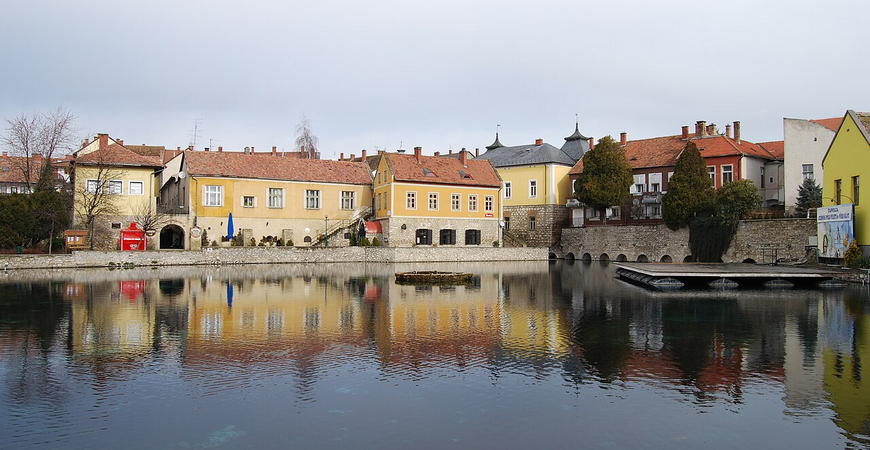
[[501, 228, 527, 247], [312, 206, 373, 247]]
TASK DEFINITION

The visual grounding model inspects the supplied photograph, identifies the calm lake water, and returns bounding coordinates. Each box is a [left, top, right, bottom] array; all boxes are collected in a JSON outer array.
[[1, 260, 868, 449]]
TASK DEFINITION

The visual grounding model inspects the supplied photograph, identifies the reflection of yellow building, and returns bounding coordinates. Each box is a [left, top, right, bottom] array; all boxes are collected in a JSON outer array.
[[66, 281, 155, 357], [823, 311, 870, 440]]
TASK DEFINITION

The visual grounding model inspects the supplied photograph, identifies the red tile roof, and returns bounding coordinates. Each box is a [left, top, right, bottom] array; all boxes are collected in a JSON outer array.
[[0, 154, 38, 183], [184, 151, 372, 185], [76, 144, 163, 167], [757, 140, 784, 160], [810, 117, 843, 133], [384, 153, 501, 187]]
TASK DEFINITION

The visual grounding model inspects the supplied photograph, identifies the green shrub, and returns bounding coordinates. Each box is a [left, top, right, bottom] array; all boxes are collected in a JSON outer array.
[[361, 237, 371, 247], [493, 241, 500, 247], [844, 239, 864, 268], [372, 237, 381, 246]]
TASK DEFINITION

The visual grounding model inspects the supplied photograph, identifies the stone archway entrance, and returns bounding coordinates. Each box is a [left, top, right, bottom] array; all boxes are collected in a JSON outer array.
[[160, 225, 185, 249]]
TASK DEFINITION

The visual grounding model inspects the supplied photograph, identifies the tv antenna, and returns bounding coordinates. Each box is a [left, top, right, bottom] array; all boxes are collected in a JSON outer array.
[[188, 119, 202, 150]]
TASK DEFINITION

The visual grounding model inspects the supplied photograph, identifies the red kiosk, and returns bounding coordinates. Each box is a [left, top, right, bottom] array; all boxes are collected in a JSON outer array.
[[120, 223, 147, 251]]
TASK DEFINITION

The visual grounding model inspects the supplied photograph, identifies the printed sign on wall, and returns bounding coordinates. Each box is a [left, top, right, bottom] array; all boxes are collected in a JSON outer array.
[[817, 204, 855, 259]]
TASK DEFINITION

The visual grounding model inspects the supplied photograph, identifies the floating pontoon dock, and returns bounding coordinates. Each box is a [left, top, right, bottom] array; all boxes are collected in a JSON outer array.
[[615, 263, 845, 290]]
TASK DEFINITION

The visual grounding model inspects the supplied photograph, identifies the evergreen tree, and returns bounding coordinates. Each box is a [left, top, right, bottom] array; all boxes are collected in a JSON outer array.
[[662, 141, 715, 230], [794, 177, 822, 217], [573, 135, 632, 224], [716, 179, 761, 223]]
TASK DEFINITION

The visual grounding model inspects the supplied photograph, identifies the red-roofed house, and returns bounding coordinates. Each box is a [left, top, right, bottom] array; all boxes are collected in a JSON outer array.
[[161, 147, 373, 249], [71, 134, 165, 248], [783, 116, 843, 215], [568, 121, 781, 227], [372, 147, 502, 246]]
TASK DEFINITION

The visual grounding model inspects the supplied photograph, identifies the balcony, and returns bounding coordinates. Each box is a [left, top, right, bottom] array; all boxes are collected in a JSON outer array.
[[642, 192, 662, 204]]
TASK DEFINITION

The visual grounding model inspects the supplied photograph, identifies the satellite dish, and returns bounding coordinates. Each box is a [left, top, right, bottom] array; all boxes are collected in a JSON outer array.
[[178, 171, 186, 179]]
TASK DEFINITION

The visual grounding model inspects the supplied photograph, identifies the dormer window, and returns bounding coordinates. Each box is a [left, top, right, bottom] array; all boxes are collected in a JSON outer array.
[[458, 170, 473, 179], [423, 168, 437, 177]]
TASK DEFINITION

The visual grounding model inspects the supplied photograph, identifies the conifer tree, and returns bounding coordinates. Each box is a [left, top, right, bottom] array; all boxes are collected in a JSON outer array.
[[662, 141, 715, 230], [573, 135, 632, 224], [794, 177, 822, 218]]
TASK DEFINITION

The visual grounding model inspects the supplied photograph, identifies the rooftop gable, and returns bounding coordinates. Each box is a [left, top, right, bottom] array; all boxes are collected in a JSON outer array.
[[811, 117, 845, 133], [75, 143, 163, 167], [384, 152, 501, 188]]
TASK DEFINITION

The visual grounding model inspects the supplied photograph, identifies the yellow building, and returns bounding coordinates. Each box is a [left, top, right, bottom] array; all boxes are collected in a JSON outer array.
[[71, 134, 165, 249], [476, 126, 589, 248], [161, 149, 372, 249], [821, 110, 870, 251], [372, 147, 502, 247]]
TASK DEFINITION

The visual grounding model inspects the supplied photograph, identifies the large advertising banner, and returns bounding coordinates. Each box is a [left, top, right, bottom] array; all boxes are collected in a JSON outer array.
[[817, 204, 855, 259]]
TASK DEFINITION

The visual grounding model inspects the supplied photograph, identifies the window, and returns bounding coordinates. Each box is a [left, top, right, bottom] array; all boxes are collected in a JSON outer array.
[[529, 180, 537, 198], [242, 196, 255, 208], [86, 179, 100, 193], [651, 183, 660, 192], [633, 174, 645, 194], [107, 180, 122, 195], [305, 189, 320, 209], [760, 167, 765, 189], [204, 185, 223, 206], [377, 172, 381, 184], [451, 193, 461, 211], [469, 194, 478, 212], [406, 191, 417, 209], [529, 216, 536, 231], [268, 188, 284, 208], [853, 176, 860, 206], [504, 181, 512, 199], [484, 195, 494, 212], [428, 192, 438, 210], [802, 164, 814, 181], [504, 216, 510, 231], [835, 179, 842, 204], [384, 192, 388, 210], [465, 229, 481, 245], [376, 193, 381, 211], [341, 191, 355, 210], [416, 229, 432, 245], [129, 181, 144, 195], [722, 165, 733, 184], [440, 229, 456, 245], [708, 167, 715, 186]]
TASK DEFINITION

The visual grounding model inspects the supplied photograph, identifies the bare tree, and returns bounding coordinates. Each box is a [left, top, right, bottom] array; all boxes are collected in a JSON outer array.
[[3, 107, 77, 192], [73, 160, 125, 234], [131, 201, 171, 236], [294, 115, 319, 159]]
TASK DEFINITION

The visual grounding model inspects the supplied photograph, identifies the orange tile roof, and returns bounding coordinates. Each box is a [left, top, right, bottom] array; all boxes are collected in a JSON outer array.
[[184, 151, 372, 185], [0, 154, 39, 183], [757, 140, 784, 160], [810, 117, 843, 133], [76, 144, 163, 167], [385, 153, 501, 187]]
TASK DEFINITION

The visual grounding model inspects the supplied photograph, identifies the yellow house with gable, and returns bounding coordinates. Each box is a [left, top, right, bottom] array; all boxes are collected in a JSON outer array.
[[373, 147, 502, 247], [161, 149, 372, 248], [821, 110, 870, 253]]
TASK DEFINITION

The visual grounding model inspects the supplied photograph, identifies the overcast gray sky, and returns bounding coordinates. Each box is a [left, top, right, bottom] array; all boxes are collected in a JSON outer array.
[[1, 0, 867, 159]]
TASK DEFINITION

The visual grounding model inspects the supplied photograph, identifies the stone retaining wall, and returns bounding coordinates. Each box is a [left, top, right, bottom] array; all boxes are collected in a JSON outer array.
[[557, 218, 817, 263], [0, 246, 548, 270]]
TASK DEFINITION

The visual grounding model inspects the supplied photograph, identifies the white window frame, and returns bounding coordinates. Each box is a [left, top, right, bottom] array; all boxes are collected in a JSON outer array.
[[107, 180, 123, 195], [304, 189, 321, 209], [504, 181, 512, 199], [341, 191, 356, 210], [708, 166, 716, 186], [529, 180, 537, 198], [451, 193, 461, 211], [268, 188, 284, 208], [242, 196, 256, 208], [485, 195, 494, 212], [203, 185, 223, 207], [802, 164, 814, 181], [86, 179, 100, 193], [468, 194, 478, 212], [128, 181, 144, 196], [428, 192, 439, 210], [406, 191, 417, 210], [721, 165, 733, 184]]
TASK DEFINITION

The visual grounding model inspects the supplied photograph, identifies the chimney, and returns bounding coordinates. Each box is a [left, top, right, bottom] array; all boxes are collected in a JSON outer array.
[[733, 121, 741, 144], [2, 152, 6, 157], [681, 126, 689, 139], [378, 150, 384, 155], [362, 149, 367, 159], [475, 148, 479, 157], [696, 121, 706, 137], [251, 146, 255, 154], [350, 153, 355, 160], [589, 137, 594, 149], [272, 146, 277, 155], [725, 124, 732, 138], [82, 138, 89, 146], [706, 124, 715, 136], [535, 138, 543, 146], [205, 147, 210, 152], [459, 149, 468, 166], [414, 146, 422, 163], [98, 133, 108, 148], [620, 132, 627, 145], [218, 146, 222, 152], [434, 151, 440, 156], [340, 152, 344, 161], [117, 139, 124, 146]]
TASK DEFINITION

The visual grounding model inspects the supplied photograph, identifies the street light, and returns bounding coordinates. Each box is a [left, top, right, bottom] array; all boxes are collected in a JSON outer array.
[[325, 215, 328, 248]]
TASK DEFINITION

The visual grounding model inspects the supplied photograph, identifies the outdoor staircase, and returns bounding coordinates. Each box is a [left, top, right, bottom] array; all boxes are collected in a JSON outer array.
[[502, 229, 527, 247], [312, 206, 373, 247]]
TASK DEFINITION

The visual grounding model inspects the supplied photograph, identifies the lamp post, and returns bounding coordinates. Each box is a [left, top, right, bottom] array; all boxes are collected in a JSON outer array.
[[325, 215, 328, 247]]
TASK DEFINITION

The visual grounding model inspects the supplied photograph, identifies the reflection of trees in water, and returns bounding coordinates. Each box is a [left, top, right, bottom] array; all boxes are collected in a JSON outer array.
[[569, 298, 633, 381]]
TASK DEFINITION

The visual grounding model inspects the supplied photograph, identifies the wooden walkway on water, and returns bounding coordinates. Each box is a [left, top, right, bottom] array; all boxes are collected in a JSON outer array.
[[614, 263, 846, 290]]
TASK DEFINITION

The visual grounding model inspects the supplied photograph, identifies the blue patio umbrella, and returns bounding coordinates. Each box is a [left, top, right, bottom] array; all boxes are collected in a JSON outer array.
[[227, 281, 234, 308], [227, 213, 235, 240]]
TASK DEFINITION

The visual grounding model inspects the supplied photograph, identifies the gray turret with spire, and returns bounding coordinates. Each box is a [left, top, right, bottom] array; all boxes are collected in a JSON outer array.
[[560, 121, 590, 162]]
